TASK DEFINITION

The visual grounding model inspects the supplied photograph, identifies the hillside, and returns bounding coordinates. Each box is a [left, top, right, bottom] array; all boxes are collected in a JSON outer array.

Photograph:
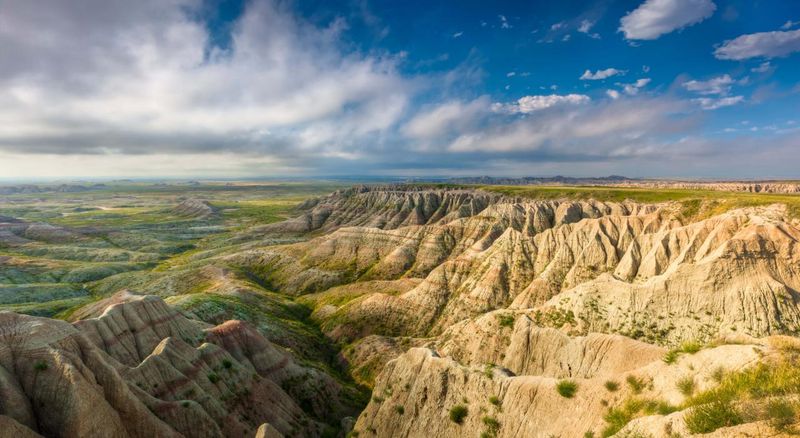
[[3, 183, 800, 437]]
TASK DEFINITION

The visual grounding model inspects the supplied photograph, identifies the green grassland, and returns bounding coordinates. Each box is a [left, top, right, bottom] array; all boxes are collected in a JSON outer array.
[[0, 181, 344, 316]]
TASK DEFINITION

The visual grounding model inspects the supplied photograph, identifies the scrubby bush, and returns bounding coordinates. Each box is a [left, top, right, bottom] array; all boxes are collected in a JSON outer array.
[[676, 376, 696, 396], [497, 314, 515, 328], [207, 373, 220, 384], [482, 416, 501, 437], [604, 380, 619, 392], [766, 400, 796, 431], [449, 404, 468, 424], [556, 379, 578, 398], [625, 375, 646, 394]]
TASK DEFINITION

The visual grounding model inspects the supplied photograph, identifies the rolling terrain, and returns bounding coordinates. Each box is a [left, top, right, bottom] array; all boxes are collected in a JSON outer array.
[[3, 182, 800, 437]]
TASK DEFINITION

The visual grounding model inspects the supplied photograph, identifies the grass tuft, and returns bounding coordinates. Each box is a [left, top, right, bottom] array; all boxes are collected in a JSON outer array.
[[449, 404, 468, 424], [556, 379, 578, 398]]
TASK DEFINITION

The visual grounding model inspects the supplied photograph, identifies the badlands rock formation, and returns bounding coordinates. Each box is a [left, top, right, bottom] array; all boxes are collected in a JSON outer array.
[[3, 185, 800, 437], [0, 292, 360, 437]]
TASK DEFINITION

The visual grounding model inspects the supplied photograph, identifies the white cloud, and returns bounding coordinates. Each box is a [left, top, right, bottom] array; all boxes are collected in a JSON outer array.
[[751, 61, 772, 73], [403, 98, 489, 141], [493, 94, 590, 114], [506, 72, 516, 77], [452, 31, 463, 38], [580, 68, 625, 80], [499, 15, 511, 29], [620, 0, 716, 40], [714, 29, 800, 60], [0, 0, 414, 171], [693, 96, 744, 110], [551, 21, 566, 31], [682, 75, 734, 95], [578, 20, 594, 34], [450, 97, 691, 153], [562, 34, 571, 42], [606, 89, 621, 99], [621, 78, 652, 95], [782, 20, 800, 30]]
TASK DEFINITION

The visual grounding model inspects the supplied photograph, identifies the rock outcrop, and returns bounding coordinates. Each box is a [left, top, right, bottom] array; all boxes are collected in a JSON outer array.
[[0, 292, 361, 437]]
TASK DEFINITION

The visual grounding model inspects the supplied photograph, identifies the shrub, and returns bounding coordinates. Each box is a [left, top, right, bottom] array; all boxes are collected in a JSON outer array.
[[222, 359, 233, 369], [626, 375, 646, 394], [207, 373, 220, 384], [556, 379, 578, 398], [601, 398, 677, 437], [394, 405, 405, 415], [482, 416, 501, 437], [766, 400, 795, 431], [662, 350, 679, 364], [684, 401, 742, 434], [489, 395, 501, 407], [711, 366, 725, 383], [604, 380, 620, 392], [497, 314, 515, 328], [372, 396, 383, 403], [449, 404, 468, 424], [34, 360, 48, 372], [676, 376, 696, 396], [680, 340, 702, 354]]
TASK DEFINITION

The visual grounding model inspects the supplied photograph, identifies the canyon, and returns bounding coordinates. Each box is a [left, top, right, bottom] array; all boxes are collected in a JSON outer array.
[[2, 183, 800, 437]]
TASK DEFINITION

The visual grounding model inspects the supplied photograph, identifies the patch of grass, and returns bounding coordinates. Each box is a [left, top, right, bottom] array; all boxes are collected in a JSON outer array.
[[481, 416, 501, 437], [766, 400, 796, 431], [625, 375, 646, 394], [489, 395, 501, 407], [676, 376, 696, 396], [394, 405, 405, 415], [207, 373, 220, 384], [684, 400, 742, 434], [449, 404, 468, 424], [604, 380, 620, 392], [556, 379, 578, 398], [602, 398, 678, 437], [496, 314, 515, 328], [679, 340, 703, 354], [682, 355, 800, 434], [662, 350, 679, 364]]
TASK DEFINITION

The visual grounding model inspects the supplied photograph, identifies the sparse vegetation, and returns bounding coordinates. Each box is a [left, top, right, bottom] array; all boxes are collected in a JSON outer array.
[[556, 379, 578, 398], [602, 398, 678, 437], [625, 375, 646, 394], [497, 314, 515, 328], [34, 360, 48, 371], [394, 405, 405, 415], [481, 416, 501, 437], [489, 395, 501, 407], [604, 380, 620, 392], [449, 404, 468, 424], [207, 373, 220, 384], [676, 376, 696, 396]]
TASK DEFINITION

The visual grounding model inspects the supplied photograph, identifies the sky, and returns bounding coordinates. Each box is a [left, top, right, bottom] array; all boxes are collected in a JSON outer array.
[[0, 0, 799, 180]]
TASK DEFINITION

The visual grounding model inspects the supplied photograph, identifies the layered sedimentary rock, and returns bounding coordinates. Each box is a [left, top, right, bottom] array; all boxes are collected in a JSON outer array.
[[0, 293, 359, 437]]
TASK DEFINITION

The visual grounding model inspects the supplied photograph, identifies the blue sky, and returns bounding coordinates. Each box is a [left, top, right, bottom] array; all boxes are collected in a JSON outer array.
[[0, 0, 799, 178]]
